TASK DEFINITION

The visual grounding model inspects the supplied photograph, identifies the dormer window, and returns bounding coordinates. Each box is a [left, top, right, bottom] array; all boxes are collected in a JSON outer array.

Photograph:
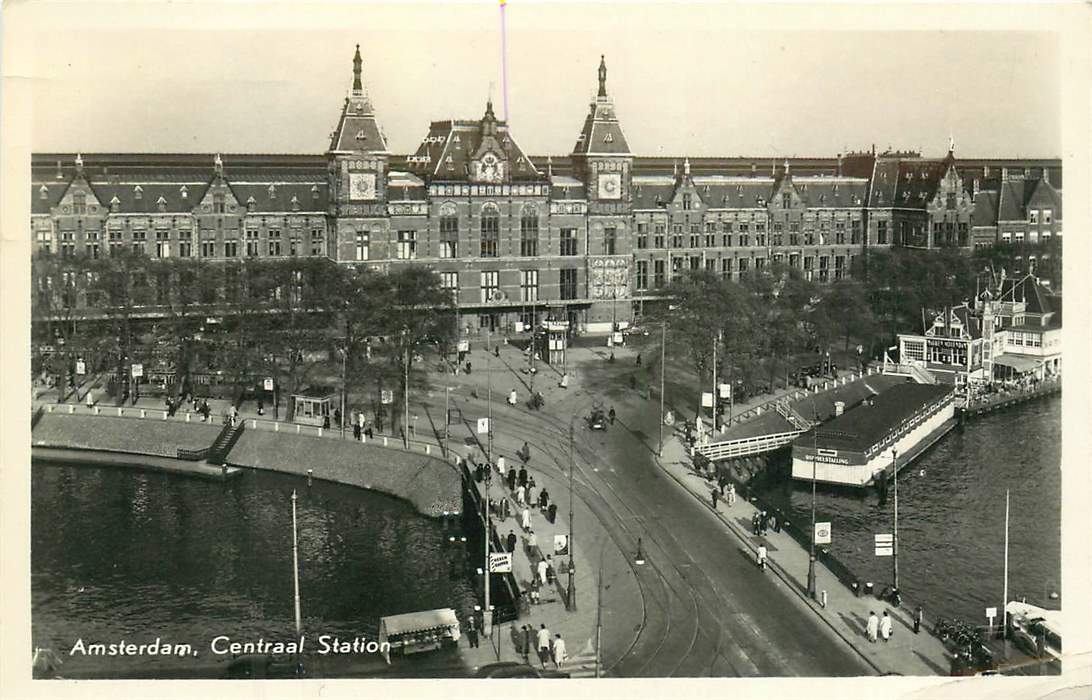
[[356, 130, 367, 140], [134, 185, 143, 200], [110, 195, 120, 212], [819, 194, 826, 205], [290, 195, 300, 211], [311, 184, 319, 200], [156, 196, 168, 212], [453, 134, 461, 143], [268, 185, 276, 199], [604, 132, 614, 143], [39, 185, 48, 200], [736, 185, 743, 195], [247, 195, 256, 212], [180, 185, 188, 199]]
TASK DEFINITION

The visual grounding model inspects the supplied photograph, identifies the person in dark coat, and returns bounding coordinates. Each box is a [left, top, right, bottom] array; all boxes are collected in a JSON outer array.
[[507, 468, 517, 492], [520, 441, 531, 464], [608, 406, 617, 425], [518, 467, 528, 488], [506, 530, 517, 553], [539, 488, 550, 510], [465, 614, 479, 648], [547, 503, 557, 524]]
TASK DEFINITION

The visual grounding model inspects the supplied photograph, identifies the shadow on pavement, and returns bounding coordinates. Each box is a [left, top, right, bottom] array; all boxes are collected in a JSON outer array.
[[913, 649, 949, 675]]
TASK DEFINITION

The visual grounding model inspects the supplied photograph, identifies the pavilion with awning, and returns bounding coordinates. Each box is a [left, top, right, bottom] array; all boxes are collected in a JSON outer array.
[[992, 353, 1042, 380]]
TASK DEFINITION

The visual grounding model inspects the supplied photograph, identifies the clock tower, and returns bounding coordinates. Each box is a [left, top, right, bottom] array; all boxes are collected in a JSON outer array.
[[327, 44, 390, 261], [571, 55, 633, 215]]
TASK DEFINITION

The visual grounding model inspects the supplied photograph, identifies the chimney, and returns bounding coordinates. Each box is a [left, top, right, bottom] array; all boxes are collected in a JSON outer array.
[[983, 165, 990, 178], [973, 178, 980, 195], [56, 160, 63, 179], [834, 401, 845, 416], [1043, 167, 1050, 185], [837, 153, 843, 176], [1001, 167, 1008, 182]]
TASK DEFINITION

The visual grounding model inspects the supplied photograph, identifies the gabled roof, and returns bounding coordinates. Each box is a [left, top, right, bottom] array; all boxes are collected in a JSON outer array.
[[90, 182, 208, 214], [328, 46, 388, 154], [998, 274, 1054, 315], [1024, 177, 1062, 220], [571, 56, 632, 157], [406, 105, 543, 183], [868, 159, 901, 207], [892, 159, 947, 210], [230, 182, 328, 213], [972, 190, 999, 226], [784, 176, 869, 208], [997, 180, 1027, 222]]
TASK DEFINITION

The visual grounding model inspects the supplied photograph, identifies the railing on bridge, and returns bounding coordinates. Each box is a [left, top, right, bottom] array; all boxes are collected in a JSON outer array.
[[696, 429, 802, 461], [964, 376, 1061, 415]]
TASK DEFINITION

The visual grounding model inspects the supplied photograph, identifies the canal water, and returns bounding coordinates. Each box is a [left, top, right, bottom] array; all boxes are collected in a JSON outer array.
[[755, 397, 1061, 625], [32, 465, 477, 678]]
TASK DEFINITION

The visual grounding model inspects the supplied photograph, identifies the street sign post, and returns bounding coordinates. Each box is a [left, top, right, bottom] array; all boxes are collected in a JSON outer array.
[[380, 389, 393, 405], [131, 363, 143, 378], [75, 360, 86, 376], [986, 606, 997, 630], [477, 417, 490, 434], [718, 383, 731, 399], [701, 392, 714, 408], [488, 552, 512, 573], [554, 534, 569, 556], [263, 377, 274, 391], [814, 522, 832, 545], [874, 533, 894, 557]]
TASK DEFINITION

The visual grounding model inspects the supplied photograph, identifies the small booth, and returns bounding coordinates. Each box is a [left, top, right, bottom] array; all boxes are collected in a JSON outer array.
[[543, 319, 569, 367], [291, 391, 336, 427], [378, 608, 461, 663]]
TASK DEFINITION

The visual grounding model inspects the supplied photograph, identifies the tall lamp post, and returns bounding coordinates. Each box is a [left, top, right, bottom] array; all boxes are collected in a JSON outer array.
[[807, 422, 819, 599], [566, 419, 577, 611], [658, 321, 666, 457], [892, 447, 899, 592], [609, 290, 618, 363]]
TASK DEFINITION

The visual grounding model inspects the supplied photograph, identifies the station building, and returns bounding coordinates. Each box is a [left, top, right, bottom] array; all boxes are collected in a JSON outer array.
[[30, 47, 1063, 336]]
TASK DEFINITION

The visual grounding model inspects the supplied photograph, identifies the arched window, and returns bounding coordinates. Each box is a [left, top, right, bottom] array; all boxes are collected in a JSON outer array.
[[520, 205, 538, 257], [480, 203, 499, 258], [439, 202, 458, 258]]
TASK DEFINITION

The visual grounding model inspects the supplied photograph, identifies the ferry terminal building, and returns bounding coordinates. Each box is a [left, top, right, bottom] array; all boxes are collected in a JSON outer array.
[[31, 47, 1063, 338]]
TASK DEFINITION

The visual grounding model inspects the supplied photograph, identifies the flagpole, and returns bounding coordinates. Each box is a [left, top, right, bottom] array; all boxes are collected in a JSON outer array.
[[1003, 488, 1009, 655], [484, 328, 493, 638]]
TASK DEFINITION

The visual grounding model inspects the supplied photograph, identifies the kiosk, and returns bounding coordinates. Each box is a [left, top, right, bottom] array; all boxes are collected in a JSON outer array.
[[378, 608, 461, 663], [291, 392, 335, 427]]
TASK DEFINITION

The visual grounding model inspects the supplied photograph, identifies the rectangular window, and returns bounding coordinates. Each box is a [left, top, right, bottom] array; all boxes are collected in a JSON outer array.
[[903, 340, 926, 362], [246, 229, 260, 257], [877, 220, 888, 244], [520, 269, 539, 302], [224, 240, 238, 257], [397, 230, 417, 260], [958, 222, 968, 247], [636, 260, 648, 290], [1043, 209, 1052, 224], [835, 221, 846, 244], [738, 258, 750, 274], [559, 268, 578, 300], [654, 224, 665, 249], [851, 220, 862, 245], [690, 233, 700, 248], [637, 223, 648, 250], [721, 258, 732, 278], [201, 240, 216, 258], [311, 228, 324, 256], [268, 229, 281, 257], [682, 193, 692, 210], [439, 271, 458, 302], [560, 228, 578, 256], [722, 234, 732, 247], [604, 227, 617, 255], [654, 260, 665, 288], [179, 241, 192, 257], [1029, 210, 1039, 224], [690, 255, 701, 270], [480, 213, 499, 257], [155, 230, 171, 258], [480, 270, 500, 303], [520, 217, 538, 257], [818, 256, 830, 282], [355, 230, 369, 261], [705, 258, 717, 272], [834, 255, 845, 280]]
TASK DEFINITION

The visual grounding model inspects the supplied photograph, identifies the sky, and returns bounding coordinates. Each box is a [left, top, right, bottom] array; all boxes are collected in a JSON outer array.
[[19, 3, 1062, 159]]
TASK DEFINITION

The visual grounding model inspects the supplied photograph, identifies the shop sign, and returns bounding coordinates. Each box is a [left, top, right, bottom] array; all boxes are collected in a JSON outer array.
[[380, 389, 394, 405], [476, 417, 489, 434], [718, 383, 731, 399], [874, 533, 893, 557], [131, 363, 143, 378], [488, 552, 512, 573], [264, 377, 274, 391], [701, 392, 714, 408], [457, 340, 470, 352], [75, 360, 86, 376], [928, 338, 966, 350], [553, 534, 569, 555], [814, 522, 832, 545]]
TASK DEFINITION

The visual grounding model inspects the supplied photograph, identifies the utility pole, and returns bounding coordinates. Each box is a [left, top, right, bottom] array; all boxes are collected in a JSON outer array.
[[711, 331, 719, 433], [807, 420, 818, 599], [566, 419, 577, 611], [291, 489, 302, 638], [403, 330, 410, 447], [892, 447, 899, 591], [1003, 488, 1010, 658], [339, 347, 347, 439], [483, 328, 494, 639], [658, 321, 666, 457], [609, 290, 617, 363], [595, 562, 603, 678], [444, 386, 451, 457]]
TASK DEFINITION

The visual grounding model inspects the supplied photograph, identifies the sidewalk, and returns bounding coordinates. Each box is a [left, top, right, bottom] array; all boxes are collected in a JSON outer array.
[[656, 433, 953, 676]]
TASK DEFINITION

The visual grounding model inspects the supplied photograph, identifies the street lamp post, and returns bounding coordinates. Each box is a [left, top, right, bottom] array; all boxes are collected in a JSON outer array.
[[892, 447, 899, 592], [403, 331, 410, 447], [339, 347, 347, 439], [807, 425, 819, 599], [658, 321, 666, 457], [483, 328, 494, 639], [609, 290, 617, 363], [444, 386, 452, 457], [566, 419, 577, 611]]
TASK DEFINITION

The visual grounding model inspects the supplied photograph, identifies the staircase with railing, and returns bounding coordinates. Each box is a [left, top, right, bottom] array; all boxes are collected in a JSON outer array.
[[206, 420, 245, 465]]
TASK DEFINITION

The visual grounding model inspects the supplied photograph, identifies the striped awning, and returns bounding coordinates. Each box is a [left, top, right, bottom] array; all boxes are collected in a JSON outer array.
[[993, 354, 1041, 373]]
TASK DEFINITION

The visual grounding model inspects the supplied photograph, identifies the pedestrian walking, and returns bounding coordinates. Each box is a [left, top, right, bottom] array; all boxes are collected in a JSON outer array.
[[527, 529, 537, 551], [527, 485, 537, 509], [608, 406, 616, 425], [518, 467, 528, 488], [466, 614, 480, 648], [521, 625, 531, 661], [516, 484, 526, 505], [727, 483, 736, 507], [539, 488, 550, 510], [506, 530, 517, 553], [85, 390, 94, 409], [545, 555, 556, 584], [552, 634, 567, 670], [507, 467, 517, 492], [913, 606, 923, 634], [519, 506, 530, 531], [507, 388, 517, 406], [756, 544, 768, 570], [536, 624, 551, 668], [751, 512, 760, 535], [520, 441, 531, 464], [880, 611, 893, 642], [365, 422, 374, 439], [636, 353, 642, 367], [711, 488, 719, 509], [547, 502, 557, 524], [529, 578, 540, 604], [769, 512, 778, 533], [537, 557, 549, 586], [866, 611, 879, 642], [760, 511, 769, 535], [501, 497, 512, 521]]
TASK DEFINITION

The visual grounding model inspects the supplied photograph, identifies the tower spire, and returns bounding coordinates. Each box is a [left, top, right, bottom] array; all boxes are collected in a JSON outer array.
[[352, 44, 363, 94], [598, 55, 608, 98]]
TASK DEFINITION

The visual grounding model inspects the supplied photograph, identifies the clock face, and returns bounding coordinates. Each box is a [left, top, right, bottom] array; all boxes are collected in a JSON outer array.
[[598, 173, 622, 200], [349, 172, 377, 201]]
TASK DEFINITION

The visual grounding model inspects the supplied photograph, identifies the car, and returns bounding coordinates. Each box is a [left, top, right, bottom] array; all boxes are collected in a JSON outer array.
[[588, 408, 608, 430], [475, 661, 570, 679]]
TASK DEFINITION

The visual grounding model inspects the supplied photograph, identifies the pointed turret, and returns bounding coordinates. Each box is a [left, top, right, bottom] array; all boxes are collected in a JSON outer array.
[[328, 45, 388, 154], [214, 153, 224, 178], [571, 55, 631, 157]]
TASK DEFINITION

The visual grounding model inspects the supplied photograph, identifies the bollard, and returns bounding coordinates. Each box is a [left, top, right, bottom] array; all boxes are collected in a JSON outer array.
[[163, 411, 168, 420], [140, 409, 146, 418], [821, 590, 827, 608], [221, 464, 227, 478], [95, 406, 101, 415], [318, 427, 323, 437], [185, 412, 190, 422], [117, 407, 122, 416], [383, 437, 388, 447], [296, 424, 301, 434], [251, 419, 257, 429], [426, 445, 431, 455], [274, 422, 279, 432], [69, 405, 75, 414]]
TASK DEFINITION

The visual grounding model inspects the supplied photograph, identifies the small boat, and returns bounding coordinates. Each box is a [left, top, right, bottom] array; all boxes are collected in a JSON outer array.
[[1006, 600, 1062, 663]]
